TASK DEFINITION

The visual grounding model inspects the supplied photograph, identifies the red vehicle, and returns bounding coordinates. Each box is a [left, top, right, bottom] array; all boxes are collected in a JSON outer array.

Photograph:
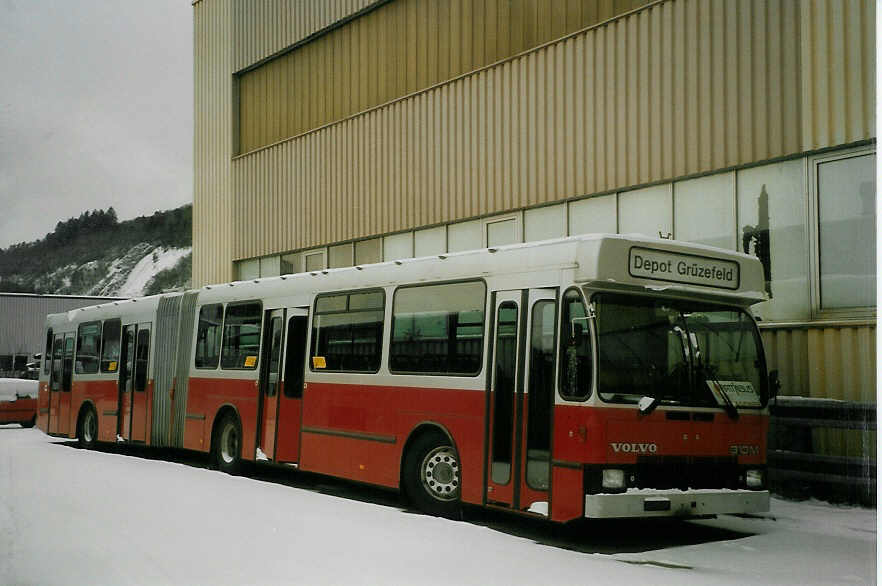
[[0, 378, 38, 427], [38, 234, 773, 521]]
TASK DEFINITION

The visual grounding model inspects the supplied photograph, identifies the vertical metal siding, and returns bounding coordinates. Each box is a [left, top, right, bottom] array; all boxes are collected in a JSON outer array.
[[0, 295, 122, 357], [151, 295, 183, 447], [762, 324, 877, 403], [236, 0, 654, 154], [222, 0, 875, 263]]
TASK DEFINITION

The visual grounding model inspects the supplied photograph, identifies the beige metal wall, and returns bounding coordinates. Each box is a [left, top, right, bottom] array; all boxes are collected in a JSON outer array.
[[762, 323, 876, 403], [237, 0, 652, 154], [221, 0, 875, 264]]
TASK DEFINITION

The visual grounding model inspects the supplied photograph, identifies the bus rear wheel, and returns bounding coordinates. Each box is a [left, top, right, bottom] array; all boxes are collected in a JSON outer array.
[[20, 415, 36, 429], [403, 432, 461, 518], [213, 412, 242, 475], [77, 407, 97, 448]]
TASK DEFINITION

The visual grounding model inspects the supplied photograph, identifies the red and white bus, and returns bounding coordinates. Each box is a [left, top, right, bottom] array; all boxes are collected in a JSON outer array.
[[37, 234, 773, 521]]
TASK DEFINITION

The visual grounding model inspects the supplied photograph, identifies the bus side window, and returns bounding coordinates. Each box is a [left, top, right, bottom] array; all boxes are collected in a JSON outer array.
[[134, 329, 150, 391], [50, 335, 64, 391], [558, 289, 593, 400], [43, 328, 53, 375], [310, 290, 384, 373], [221, 302, 262, 370], [76, 321, 102, 374], [283, 316, 309, 398], [100, 319, 122, 373], [195, 304, 223, 369]]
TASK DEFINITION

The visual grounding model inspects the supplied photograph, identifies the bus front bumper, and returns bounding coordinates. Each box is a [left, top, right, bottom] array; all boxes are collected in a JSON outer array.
[[584, 489, 770, 519]]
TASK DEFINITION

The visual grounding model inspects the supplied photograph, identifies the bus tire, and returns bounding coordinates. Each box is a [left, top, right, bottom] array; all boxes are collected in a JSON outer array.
[[77, 406, 97, 448], [403, 431, 461, 518], [20, 415, 36, 429], [212, 412, 242, 475]]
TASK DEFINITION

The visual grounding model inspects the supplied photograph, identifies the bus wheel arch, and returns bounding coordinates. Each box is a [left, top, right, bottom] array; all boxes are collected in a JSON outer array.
[[401, 424, 462, 518], [211, 405, 242, 475], [76, 402, 98, 448]]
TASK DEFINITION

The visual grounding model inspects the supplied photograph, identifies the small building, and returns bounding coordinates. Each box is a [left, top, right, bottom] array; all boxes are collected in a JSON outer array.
[[0, 293, 124, 377]]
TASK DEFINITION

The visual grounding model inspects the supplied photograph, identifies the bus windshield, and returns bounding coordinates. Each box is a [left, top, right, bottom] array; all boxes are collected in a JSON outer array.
[[593, 292, 767, 409]]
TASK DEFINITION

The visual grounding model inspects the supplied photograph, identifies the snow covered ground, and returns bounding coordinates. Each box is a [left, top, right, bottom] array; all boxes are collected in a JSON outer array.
[[0, 426, 875, 586]]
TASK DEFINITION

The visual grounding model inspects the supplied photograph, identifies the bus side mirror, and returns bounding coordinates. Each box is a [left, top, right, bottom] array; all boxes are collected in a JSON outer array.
[[768, 369, 781, 400]]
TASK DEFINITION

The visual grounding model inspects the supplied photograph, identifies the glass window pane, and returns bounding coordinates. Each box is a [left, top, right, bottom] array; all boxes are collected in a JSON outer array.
[[618, 185, 672, 237], [559, 289, 592, 400], [526, 300, 555, 490], [818, 153, 876, 309], [491, 302, 518, 484], [738, 159, 809, 320], [100, 319, 121, 373], [569, 195, 616, 235], [259, 256, 280, 277], [355, 238, 382, 265], [390, 281, 486, 375], [221, 302, 262, 369], [414, 226, 446, 256], [525, 205, 566, 242], [448, 220, 482, 252], [237, 258, 259, 280], [311, 290, 385, 372], [280, 254, 297, 275], [674, 172, 736, 249], [195, 304, 223, 368], [383, 233, 413, 261], [304, 250, 325, 272], [134, 329, 150, 392], [329, 243, 353, 268], [486, 217, 520, 247], [75, 322, 101, 374]]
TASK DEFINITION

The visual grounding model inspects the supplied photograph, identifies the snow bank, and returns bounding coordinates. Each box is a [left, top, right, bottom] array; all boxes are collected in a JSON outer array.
[[0, 378, 38, 401]]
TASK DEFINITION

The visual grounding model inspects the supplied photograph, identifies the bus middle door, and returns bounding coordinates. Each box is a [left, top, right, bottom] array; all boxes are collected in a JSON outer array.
[[117, 324, 136, 440], [485, 289, 556, 514], [58, 333, 75, 436], [47, 333, 64, 435], [129, 324, 151, 442], [256, 309, 284, 460], [273, 309, 309, 464]]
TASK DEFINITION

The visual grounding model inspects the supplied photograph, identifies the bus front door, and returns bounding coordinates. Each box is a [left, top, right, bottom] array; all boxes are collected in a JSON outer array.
[[486, 289, 556, 514], [256, 309, 285, 460], [47, 334, 64, 434], [117, 324, 136, 440], [55, 334, 75, 436], [274, 309, 309, 464]]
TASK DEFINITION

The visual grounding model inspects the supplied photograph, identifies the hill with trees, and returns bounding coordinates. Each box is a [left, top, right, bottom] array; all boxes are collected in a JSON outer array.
[[0, 205, 192, 297]]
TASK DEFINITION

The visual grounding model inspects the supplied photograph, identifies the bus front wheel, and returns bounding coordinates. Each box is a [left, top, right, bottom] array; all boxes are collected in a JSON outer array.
[[403, 432, 461, 518], [212, 412, 242, 475]]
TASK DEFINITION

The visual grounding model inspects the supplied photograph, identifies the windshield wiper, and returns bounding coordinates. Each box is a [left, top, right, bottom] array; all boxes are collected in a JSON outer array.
[[697, 362, 739, 420]]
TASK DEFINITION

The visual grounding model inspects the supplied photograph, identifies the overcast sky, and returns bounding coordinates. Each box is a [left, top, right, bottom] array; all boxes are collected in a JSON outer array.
[[0, 0, 192, 248]]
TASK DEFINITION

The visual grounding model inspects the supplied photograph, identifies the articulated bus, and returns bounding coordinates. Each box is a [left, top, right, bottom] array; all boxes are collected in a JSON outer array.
[[37, 234, 773, 521]]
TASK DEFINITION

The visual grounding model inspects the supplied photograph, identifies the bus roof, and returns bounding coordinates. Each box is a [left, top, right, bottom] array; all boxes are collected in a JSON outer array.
[[46, 234, 766, 327]]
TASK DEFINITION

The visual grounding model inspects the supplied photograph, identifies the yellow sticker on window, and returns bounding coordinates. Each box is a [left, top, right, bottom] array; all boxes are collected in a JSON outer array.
[[108, 361, 118, 372], [312, 356, 327, 369], [244, 355, 257, 368]]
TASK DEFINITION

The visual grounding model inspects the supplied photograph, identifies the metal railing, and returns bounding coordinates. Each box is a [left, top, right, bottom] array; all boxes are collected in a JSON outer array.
[[768, 396, 876, 506]]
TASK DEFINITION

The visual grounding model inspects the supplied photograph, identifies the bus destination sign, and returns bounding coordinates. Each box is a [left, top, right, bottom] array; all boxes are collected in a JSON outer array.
[[629, 247, 739, 290]]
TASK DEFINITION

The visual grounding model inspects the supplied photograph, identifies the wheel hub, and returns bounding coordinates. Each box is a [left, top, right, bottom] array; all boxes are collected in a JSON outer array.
[[421, 446, 460, 502]]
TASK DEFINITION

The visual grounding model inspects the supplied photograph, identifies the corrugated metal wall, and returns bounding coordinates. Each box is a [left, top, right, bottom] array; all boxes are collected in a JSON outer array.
[[216, 0, 875, 265], [237, 0, 652, 154], [762, 323, 877, 403], [0, 294, 123, 356]]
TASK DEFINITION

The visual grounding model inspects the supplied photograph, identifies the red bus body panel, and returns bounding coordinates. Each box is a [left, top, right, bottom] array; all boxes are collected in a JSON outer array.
[[185, 377, 259, 459], [37, 383, 49, 431]]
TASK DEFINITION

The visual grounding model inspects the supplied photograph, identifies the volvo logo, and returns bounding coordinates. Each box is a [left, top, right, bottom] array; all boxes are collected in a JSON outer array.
[[729, 444, 760, 456], [610, 442, 658, 454]]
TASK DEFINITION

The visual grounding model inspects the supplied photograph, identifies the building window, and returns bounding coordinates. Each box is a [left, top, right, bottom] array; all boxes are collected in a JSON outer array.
[[811, 150, 876, 312], [237, 258, 259, 280], [414, 226, 446, 257], [355, 238, 382, 265], [618, 184, 672, 238], [259, 256, 281, 277], [310, 290, 385, 372], [383, 233, 413, 261], [390, 281, 486, 375], [737, 159, 808, 321], [485, 215, 522, 247], [569, 195, 616, 235], [448, 221, 482, 252], [524, 204, 566, 242], [674, 172, 736, 250], [75, 321, 102, 374]]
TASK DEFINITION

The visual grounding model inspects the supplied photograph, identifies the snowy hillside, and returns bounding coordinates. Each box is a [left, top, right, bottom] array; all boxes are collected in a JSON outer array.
[[0, 205, 192, 297]]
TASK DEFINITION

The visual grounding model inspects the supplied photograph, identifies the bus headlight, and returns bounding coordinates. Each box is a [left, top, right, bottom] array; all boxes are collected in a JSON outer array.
[[602, 469, 625, 490], [745, 469, 764, 488]]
